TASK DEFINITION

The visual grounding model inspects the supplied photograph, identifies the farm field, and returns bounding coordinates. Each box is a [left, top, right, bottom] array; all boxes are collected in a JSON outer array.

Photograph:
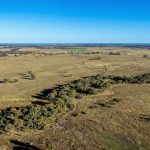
[[0, 46, 150, 150]]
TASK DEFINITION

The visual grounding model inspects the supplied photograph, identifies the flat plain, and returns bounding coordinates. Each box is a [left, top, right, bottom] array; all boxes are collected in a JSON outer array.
[[0, 46, 150, 150]]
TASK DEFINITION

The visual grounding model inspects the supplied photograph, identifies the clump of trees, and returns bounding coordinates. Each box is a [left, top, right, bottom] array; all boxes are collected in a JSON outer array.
[[0, 52, 8, 57], [129, 73, 150, 84], [0, 99, 70, 132], [46, 72, 150, 103], [109, 51, 121, 55], [0, 48, 32, 57], [0, 72, 150, 133]]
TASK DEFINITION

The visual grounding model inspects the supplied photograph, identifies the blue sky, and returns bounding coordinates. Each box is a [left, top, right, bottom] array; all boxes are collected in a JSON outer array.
[[0, 0, 150, 43]]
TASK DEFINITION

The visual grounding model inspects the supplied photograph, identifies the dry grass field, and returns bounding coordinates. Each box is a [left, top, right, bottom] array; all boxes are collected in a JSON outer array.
[[0, 46, 150, 149]]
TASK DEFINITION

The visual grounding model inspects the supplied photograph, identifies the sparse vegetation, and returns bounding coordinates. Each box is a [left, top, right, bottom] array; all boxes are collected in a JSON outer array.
[[20, 71, 36, 80], [0, 51, 8, 57], [89, 56, 101, 60], [0, 48, 32, 57], [92, 98, 123, 108], [0, 79, 18, 84], [109, 51, 121, 55], [0, 46, 150, 149], [66, 48, 86, 54], [2, 79, 9, 83], [28, 71, 36, 80]]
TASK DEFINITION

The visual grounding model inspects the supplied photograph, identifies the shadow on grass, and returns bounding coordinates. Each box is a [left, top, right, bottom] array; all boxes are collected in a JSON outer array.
[[32, 88, 52, 100], [139, 115, 150, 122], [32, 83, 68, 100], [10, 140, 41, 150], [31, 101, 50, 105]]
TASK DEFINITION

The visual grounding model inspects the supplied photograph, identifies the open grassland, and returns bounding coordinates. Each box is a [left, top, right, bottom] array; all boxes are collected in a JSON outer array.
[[0, 46, 150, 149]]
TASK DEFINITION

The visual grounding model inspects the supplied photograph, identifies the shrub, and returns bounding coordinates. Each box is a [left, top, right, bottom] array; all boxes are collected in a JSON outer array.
[[0, 103, 65, 132], [2, 79, 9, 83], [47, 90, 58, 101], [10, 79, 19, 83], [129, 73, 150, 83], [28, 71, 36, 80], [75, 94, 83, 99], [67, 103, 75, 110], [86, 87, 99, 95], [143, 55, 148, 58]]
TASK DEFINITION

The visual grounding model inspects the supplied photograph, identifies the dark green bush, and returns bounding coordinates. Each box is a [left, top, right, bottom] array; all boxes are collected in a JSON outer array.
[[0, 102, 68, 132], [129, 73, 150, 84], [75, 93, 83, 99]]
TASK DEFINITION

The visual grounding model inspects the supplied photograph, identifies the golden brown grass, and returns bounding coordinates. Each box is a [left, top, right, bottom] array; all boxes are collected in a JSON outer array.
[[0, 46, 150, 149]]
